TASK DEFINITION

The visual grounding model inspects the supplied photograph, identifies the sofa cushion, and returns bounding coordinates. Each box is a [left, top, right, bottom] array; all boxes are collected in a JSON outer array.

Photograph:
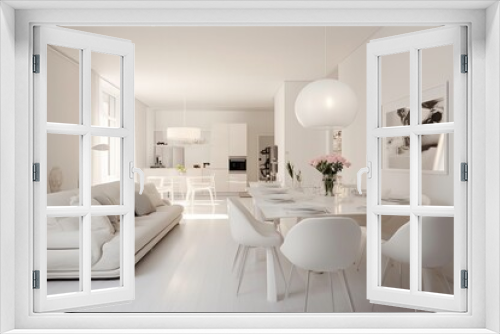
[[91, 181, 121, 205], [135, 191, 157, 217], [47, 215, 113, 266], [93, 194, 120, 233], [143, 183, 165, 207], [134, 205, 183, 251]]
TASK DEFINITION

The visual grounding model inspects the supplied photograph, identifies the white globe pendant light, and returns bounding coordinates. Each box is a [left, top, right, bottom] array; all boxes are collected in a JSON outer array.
[[295, 78, 358, 129]]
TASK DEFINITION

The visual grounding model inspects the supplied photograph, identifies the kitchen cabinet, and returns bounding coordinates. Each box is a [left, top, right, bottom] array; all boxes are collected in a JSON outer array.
[[228, 123, 247, 156], [210, 123, 229, 168]]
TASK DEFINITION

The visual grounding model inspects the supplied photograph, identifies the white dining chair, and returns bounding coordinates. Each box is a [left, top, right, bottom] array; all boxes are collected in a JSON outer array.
[[227, 198, 285, 297], [355, 194, 432, 271], [185, 175, 216, 206], [280, 217, 362, 312], [371, 216, 453, 310], [147, 176, 175, 202]]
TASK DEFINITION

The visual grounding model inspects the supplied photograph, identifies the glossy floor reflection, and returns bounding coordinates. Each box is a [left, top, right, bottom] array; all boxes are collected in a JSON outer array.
[[49, 195, 418, 313]]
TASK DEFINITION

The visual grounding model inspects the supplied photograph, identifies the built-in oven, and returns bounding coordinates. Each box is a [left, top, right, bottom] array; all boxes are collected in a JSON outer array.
[[229, 157, 247, 173]]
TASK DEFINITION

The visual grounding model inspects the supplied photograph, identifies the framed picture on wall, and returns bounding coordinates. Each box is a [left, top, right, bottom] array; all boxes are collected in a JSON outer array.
[[382, 83, 449, 174]]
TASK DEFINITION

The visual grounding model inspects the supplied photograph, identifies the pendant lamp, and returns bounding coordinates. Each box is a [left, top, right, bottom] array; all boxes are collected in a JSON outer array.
[[166, 96, 202, 144], [295, 28, 358, 129]]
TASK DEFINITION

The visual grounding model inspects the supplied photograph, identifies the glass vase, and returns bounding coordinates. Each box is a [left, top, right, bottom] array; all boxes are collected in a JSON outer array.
[[323, 174, 336, 196]]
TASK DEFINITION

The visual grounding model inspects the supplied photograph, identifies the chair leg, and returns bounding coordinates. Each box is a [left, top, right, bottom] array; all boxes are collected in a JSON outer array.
[[329, 272, 335, 312], [191, 190, 196, 206], [399, 262, 403, 289], [437, 268, 452, 294], [232, 244, 242, 273], [356, 237, 366, 271], [236, 247, 249, 295], [304, 270, 311, 312], [272, 247, 286, 284], [338, 269, 355, 312], [208, 189, 214, 206], [285, 264, 295, 299], [381, 258, 391, 286]]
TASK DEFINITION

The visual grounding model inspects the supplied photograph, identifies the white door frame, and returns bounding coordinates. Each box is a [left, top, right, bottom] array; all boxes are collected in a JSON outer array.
[[3, 3, 497, 333]]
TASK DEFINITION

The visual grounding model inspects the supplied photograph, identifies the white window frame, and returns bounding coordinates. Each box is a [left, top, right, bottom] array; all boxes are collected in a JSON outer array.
[[32, 25, 136, 312], [2, 2, 498, 333], [365, 26, 467, 312]]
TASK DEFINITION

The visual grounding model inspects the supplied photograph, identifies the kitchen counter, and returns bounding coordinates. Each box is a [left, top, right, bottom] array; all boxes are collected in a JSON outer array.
[[143, 168, 247, 193]]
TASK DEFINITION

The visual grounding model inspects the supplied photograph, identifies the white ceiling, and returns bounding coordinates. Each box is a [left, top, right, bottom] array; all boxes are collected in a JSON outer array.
[[67, 26, 381, 110]]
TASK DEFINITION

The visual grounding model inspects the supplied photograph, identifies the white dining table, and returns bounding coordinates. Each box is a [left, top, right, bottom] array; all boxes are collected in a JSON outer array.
[[248, 187, 368, 220], [247, 185, 368, 302]]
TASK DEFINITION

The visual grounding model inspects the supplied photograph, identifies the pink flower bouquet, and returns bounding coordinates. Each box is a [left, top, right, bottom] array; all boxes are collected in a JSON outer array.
[[309, 154, 351, 176]]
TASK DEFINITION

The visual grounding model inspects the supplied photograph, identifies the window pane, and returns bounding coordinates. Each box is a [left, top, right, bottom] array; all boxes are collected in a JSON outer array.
[[47, 216, 81, 295], [91, 136, 122, 204], [420, 216, 454, 295], [381, 137, 410, 205], [380, 52, 410, 127], [380, 215, 410, 290], [420, 45, 453, 124], [91, 52, 121, 127], [47, 133, 81, 205], [421, 133, 453, 206], [47, 45, 81, 124], [91, 215, 121, 291]]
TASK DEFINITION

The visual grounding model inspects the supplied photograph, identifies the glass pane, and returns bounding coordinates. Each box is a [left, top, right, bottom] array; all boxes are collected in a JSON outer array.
[[420, 45, 453, 124], [380, 215, 410, 290], [91, 137, 122, 204], [47, 133, 80, 205], [91, 215, 121, 290], [47, 216, 81, 295], [380, 52, 410, 127], [381, 137, 410, 204], [421, 133, 453, 206], [420, 216, 454, 295], [91, 52, 121, 128], [47, 45, 81, 124]]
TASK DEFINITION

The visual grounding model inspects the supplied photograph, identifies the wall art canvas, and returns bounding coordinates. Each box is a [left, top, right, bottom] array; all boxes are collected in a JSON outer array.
[[382, 83, 448, 173]]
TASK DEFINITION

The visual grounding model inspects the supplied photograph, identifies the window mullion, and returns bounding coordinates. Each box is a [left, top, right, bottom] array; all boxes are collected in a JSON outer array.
[[409, 47, 420, 294], [81, 48, 92, 294]]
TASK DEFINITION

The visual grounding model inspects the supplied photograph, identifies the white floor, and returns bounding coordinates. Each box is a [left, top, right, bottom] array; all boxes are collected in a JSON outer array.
[[49, 195, 419, 313]]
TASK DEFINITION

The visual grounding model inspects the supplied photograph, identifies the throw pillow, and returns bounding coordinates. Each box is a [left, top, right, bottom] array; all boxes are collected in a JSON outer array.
[[143, 183, 165, 207], [135, 191, 157, 216], [93, 194, 120, 232]]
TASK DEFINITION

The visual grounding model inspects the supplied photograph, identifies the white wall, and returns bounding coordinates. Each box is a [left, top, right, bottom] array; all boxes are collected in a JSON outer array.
[[275, 81, 329, 188], [152, 109, 274, 182], [339, 26, 454, 205]]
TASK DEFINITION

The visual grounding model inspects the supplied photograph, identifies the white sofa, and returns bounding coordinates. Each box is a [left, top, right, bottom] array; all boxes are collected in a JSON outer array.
[[47, 181, 183, 279]]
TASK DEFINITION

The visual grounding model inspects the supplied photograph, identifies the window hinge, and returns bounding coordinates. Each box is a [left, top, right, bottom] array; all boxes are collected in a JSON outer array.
[[461, 54, 468, 73], [461, 162, 468, 182], [461, 270, 468, 289], [32, 270, 40, 289], [33, 54, 40, 73], [33, 163, 40, 182]]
